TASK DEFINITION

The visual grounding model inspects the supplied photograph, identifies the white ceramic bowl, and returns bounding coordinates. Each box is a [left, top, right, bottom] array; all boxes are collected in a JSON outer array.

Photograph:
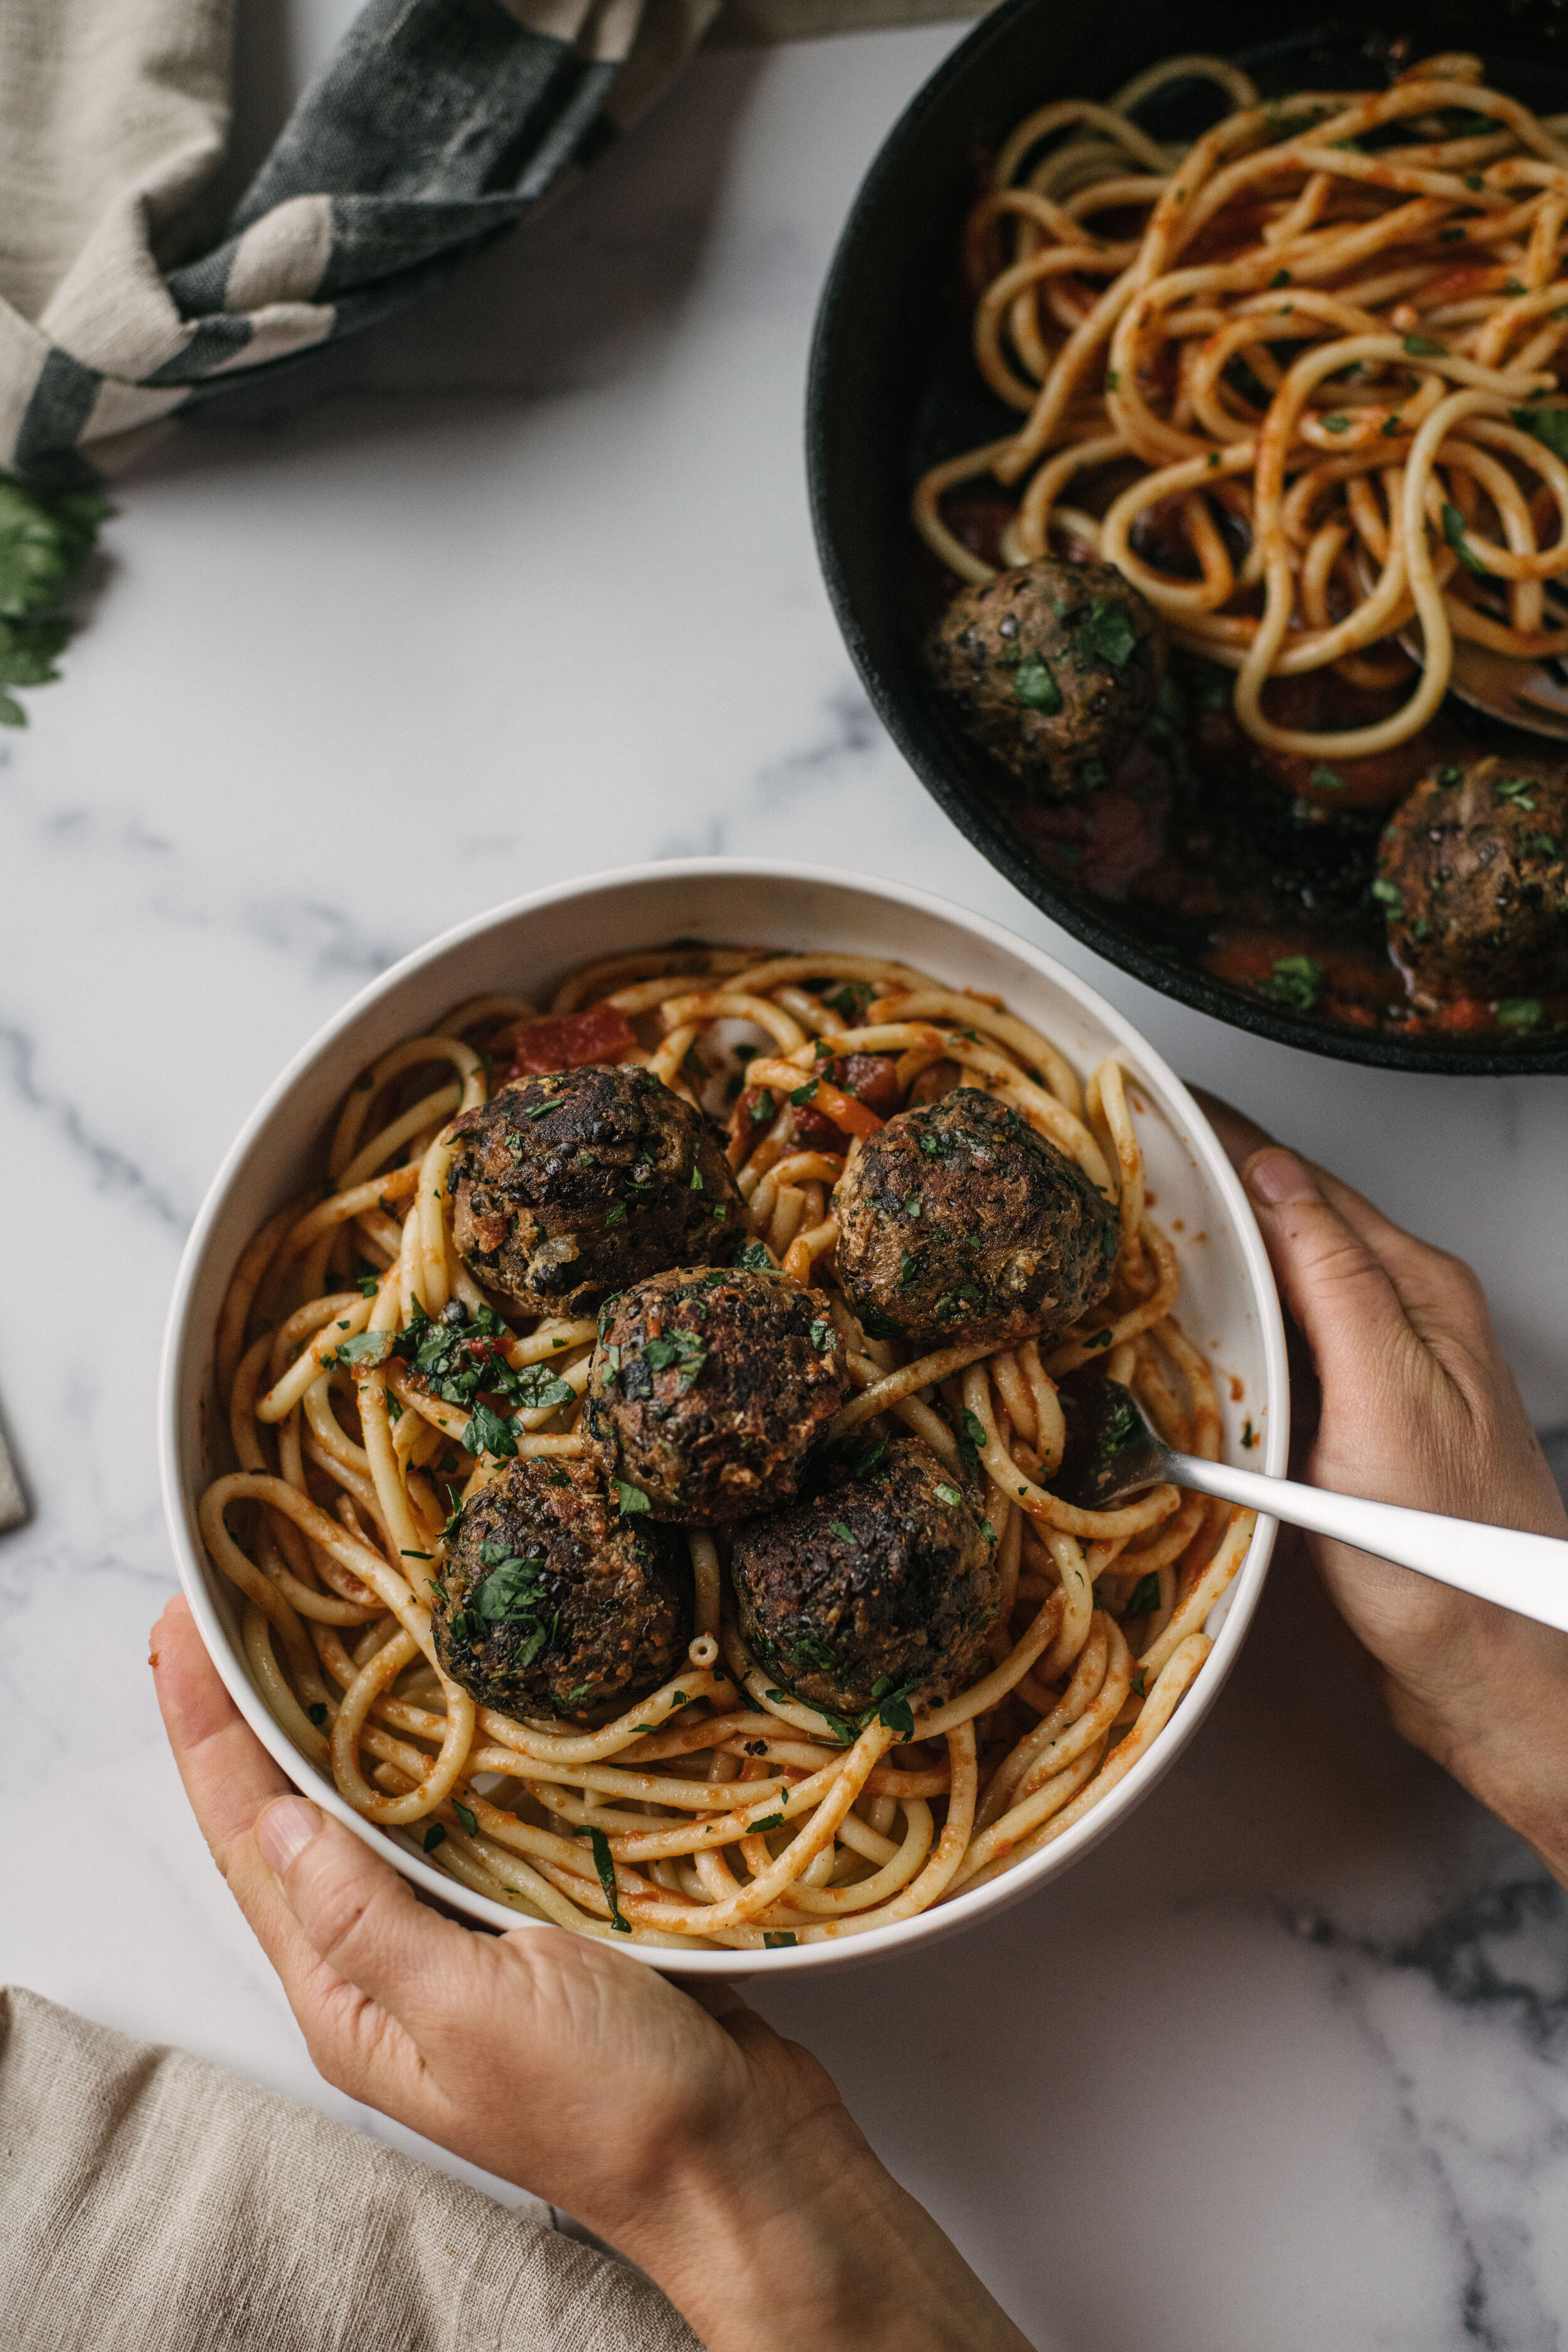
[[160, 861, 1288, 1978]]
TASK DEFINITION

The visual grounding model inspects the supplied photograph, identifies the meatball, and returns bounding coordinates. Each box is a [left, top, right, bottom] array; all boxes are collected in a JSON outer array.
[[732, 1436, 1000, 1718], [1377, 755, 1568, 1000], [447, 1062, 743, 1316], [835, 1089, 1116, 1351], [926, 556, 1166, 797], [434, 1456, 691, 1719], [584, 1265, 849, 1520]]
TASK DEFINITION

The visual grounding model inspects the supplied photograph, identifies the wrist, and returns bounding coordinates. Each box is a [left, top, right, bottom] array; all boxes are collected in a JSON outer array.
[[1391, 1608, 1568, 1890], [607, 2105, 1030, 2352]]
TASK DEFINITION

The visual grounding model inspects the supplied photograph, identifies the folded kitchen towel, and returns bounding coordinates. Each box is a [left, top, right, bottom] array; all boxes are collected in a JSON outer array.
[[0, 1984, 701, 2352], [0, 0, 987, 485]]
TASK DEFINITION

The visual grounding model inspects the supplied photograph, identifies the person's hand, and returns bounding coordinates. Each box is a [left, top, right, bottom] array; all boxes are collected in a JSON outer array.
[[150, 1594, 1033, 2352], [1195, 1091, 1568, 1885]]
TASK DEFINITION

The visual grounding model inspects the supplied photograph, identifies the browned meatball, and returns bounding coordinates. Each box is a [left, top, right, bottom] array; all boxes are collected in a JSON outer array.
[[732, 1436, 999, 1719], [447, 1062, 743, 1316], [1377, 756, 1568, 1000], [835, 1090, 1116, 1350], [925, 556, 1166, 797], [584, 1266, 848, 1520], [434, 1456, 691, 1719]]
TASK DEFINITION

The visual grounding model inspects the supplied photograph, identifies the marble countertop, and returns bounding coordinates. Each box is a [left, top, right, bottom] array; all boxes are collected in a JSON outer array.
[[4, 14, 1567, 2349]]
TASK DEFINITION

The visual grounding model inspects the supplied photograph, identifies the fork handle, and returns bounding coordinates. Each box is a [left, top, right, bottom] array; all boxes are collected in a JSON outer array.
[[1170, 1454, 1568, 1636]]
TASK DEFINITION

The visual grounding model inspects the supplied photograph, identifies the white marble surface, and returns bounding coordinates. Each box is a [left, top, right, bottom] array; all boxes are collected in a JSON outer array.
[[4, 14, 1568, 2349]]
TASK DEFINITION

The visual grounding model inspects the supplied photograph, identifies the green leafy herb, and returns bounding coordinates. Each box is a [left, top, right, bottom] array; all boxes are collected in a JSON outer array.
[[857, 1304, 903, 1340], [1382, 413, 1404, 437], [1533, 833, 1560, 857], [1309, 763, 1345, 793], [1271, 267, 1291, 289], [788, 1081, 817, 1106], [331, 1328, 394, 1369], [1496, 776, 1539, 810], [1465, 172, 1484, 190], [876, 1682, 918, 1740], [512, 1364, 575, 1412], [1086, 1328, 1113, 1350], [1241, 1419, 1256, 1449], [1321, 413, 1350, 434], [1370, 877, 1404, 914], [957, 1407, 989, 1474], [642, 1329, 708, 1392], [1403, 333, 1447, 356], [750, 1088, 776, 1124], [828, 1519, 857, 1544], [1260, 953, 1327, 1012], [899, 1249, 918, 1286], [690, 1163, 704, 1190], [810, 1318, 830, 1350], [1012, 650, 1062, 712], [1073, 599, 1138, 668], [749, 1811, 786, 1833], [590, 1826, 631, 1932], [1438, 226, 1466, 243], [453, 1801, 478, 1837], [400, 1549, 432, 1560], [616, 1481, 651, 1515], [737, 1240, 773, 1270], [422, 1824, 447, 1854], [306, 1702, 328, 1728], [1127, 1571, 1163, 1617], [981, 1519, 995, 1542], [847, 1429, 889, 1480], [565, 1681, 595, 1704], [1442, 501, 1490, 576], [0, 475, 110, 726], [449, 1610, 471, 1645], [604, 1202, 628, 1227], [763, 1931, 798, 1949], [934, 1483, 963, 1507], [463, 1401, 517, 1459], [825, 980, 873, 1023], [1512, 403, 1568, 463], [1130, 1671, 1147, 1700], [1496, 997, 1544, 1030], [521, 1098, 559, 1120], [1436, 763, 1463, 788], [354, 1270, 381, 1298]]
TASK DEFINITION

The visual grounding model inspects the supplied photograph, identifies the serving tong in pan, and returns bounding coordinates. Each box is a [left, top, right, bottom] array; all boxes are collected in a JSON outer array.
[[1057, 1373, 1568, 1636]]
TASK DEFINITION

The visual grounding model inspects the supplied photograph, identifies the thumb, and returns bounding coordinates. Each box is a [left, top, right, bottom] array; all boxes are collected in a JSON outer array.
[[256, 1795, 472, 2027], [1241, 1145, 1412, 1381]]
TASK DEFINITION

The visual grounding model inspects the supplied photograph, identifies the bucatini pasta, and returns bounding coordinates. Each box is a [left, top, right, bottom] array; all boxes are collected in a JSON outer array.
[[204, 942, 1254, 1951]]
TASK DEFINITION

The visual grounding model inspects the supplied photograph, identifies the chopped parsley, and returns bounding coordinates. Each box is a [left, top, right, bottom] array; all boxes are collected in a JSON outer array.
[[956, 1407, 988, 1473], [642, 1329, 708, 1392], [934, 1483, 963, 1507], [1441, 502, 1490, 576], [749, 1811, 785, 1833], [462, 1401, 516, 1459], [828, 1519, 857, 1544], [750, 1089, 776, 1123], [1073, 599, 1138, 669], [1370, 877, 1404, 915], [453, 1801, 478, 1837], [521, 1097, 559, 1120], [306, 1702, 328, 1728], [590, 1826, 631, 1932], [899, 1249, 918, 1286], [763, 1931, 798, 1948], [512, 1364, 575, 1412], [1402, 333, 1447, 357], [604, 1202, 627, 1227], [1496, 997, 1544, 1030], [1259, 953, 1327, 1013], [1512, 403, 1568, 464], [1496, 776, 1539, 810], [0, 474, 110, 726], [1012, 650, 1062, 712], [1309, 764, 1345, 793], [616, 1481, 652, 1514], [1126, 1571, 1163, 1617], [422, 1823, 447, 1853], [789, 1081, 818, 1106], [737, 1240, 773, 1270], [810, 1318, 830, 1351]]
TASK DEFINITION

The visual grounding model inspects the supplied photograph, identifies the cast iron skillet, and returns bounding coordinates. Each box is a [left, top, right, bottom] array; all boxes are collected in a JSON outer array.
[[807, 0, 1568, 1073]]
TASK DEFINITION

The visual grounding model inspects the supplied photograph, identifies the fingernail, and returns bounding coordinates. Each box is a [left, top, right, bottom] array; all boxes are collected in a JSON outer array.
[[257, 1797, 322, 1874], [1244, 1147, 1319, 1207]]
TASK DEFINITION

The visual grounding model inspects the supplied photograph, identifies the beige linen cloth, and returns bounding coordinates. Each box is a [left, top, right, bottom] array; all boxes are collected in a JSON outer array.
[[0, 1988, 702, 2351]]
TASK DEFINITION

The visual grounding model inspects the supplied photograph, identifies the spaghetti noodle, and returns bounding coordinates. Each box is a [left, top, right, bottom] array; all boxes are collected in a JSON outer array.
[[916, 51, 1568, 759], [204, 943, 1254, 1951]]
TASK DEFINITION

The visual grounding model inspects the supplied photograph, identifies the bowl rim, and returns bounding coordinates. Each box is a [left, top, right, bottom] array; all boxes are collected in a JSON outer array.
[[158, 855, 1288, 1978], [804, 0, 1568, 1079]]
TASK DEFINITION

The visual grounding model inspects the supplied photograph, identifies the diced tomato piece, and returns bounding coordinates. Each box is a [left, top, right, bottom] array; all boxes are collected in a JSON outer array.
[[505, 1004, 637, 1078], [795, 1052, 899, 1145]]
